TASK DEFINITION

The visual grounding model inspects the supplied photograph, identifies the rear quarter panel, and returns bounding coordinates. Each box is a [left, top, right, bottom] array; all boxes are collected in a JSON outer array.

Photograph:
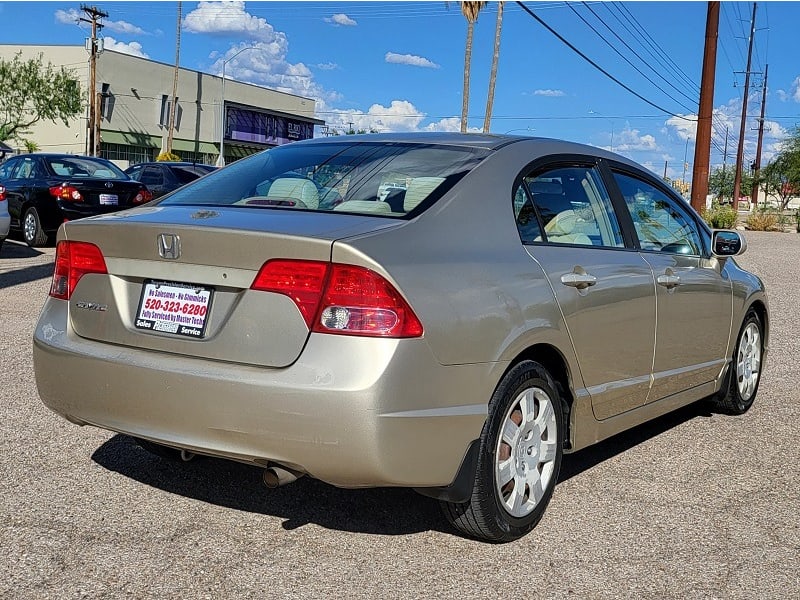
[[333, 141, 581, 374]]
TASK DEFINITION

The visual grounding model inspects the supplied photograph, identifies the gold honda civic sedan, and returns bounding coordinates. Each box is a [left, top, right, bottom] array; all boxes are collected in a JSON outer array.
[[33, 133, 767, 542]]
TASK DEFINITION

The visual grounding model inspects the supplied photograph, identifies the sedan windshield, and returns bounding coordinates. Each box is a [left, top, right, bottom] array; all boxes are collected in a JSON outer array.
[[157, 142, 489, 217]]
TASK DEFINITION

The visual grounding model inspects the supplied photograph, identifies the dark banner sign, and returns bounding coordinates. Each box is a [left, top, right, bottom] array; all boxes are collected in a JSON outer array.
[[225, 107, 313, 146]]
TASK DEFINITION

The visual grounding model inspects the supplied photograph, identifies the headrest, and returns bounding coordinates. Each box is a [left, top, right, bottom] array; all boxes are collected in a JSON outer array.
[[530, 180, 563, 195], [544, 210, 578, 236], [267, 177, 319, 209], [403, 176, 445, 212]]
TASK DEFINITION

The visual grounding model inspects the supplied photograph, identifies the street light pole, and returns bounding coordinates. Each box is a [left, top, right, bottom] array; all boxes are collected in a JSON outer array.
[[217, 46, 257, 167]]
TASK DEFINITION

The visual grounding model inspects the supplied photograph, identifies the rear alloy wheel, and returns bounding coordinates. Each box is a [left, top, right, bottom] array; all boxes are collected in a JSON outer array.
[[710, 309, 763, 415], [23, 207, 48, 247], [441, 360, 564, 542]]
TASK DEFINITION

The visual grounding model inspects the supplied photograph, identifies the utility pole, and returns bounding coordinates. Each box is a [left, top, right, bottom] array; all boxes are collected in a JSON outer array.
[[690, 1, 719, 213], [80, 5, 108, 157], [750, 64, 768, 208], [732, 2, 757, 212], [166, 1, 182, 155]]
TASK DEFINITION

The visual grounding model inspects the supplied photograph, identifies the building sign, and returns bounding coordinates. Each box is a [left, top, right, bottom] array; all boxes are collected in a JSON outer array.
[[225, 107, 313, 146]]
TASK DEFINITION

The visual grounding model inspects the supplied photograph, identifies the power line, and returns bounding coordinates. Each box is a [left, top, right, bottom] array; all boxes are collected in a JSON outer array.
[[610, 2, 699, 96], [570, 2, 698, 111], [515, 2, 693, 120]]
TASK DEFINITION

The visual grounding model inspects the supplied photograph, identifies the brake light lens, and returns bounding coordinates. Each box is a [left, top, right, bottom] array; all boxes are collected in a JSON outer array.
[[134, 187, 153, 204], [251, 260, 423, 338], [0, 185, 6, 201], [50, 241, 108, 300], [49, 185, 83, 202]]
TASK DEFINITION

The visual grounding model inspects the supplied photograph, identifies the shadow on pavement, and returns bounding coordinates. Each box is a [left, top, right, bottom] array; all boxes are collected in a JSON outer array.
[[559, 401, 713, 482], [92, 434, 449, 537], [91, 401, 713, 537], [0, 263, 54, 289], [1, 238, 46, 258]]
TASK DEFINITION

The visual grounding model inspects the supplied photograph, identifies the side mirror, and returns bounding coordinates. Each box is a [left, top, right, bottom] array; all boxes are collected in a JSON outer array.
[[712, 230, 747, 257]]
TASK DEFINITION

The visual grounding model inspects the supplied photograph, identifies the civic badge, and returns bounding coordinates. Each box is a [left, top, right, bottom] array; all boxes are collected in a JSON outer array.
[[158, 233, 181, 260]]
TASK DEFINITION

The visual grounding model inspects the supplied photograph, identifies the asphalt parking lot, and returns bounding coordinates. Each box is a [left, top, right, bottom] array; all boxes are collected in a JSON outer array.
[[1, 232, 798, 599]]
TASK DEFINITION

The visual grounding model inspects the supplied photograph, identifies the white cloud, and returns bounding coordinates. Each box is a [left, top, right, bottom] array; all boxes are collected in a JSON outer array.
[[55, 8, 80, 25], [106, 19, 146, 36], [210, 41, 337, 106], [533, 89, 566, 97], [103, 36, 149, 58], [790, 77, 800, 102], [55, 8, 147, 35], [324, 13, 357, 26], [665, 113, 698, 142], [776, 89, 788, 102], [184, 1, 280, 41], [385, 52, 440, 69], [316, 62, 338, 71], [323, 100, 425, 133], [614, 125, 658, 152]]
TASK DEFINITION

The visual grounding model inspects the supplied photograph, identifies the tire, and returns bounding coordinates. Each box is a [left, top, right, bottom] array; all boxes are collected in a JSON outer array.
[[134, 438, 195, 462], [441, 360, 564, 542], [710, 308, 763, 415], [23, 207, 48, 247]]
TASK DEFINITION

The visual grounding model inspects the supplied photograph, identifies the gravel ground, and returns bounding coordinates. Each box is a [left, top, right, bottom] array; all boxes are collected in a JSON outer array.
[[1, 232, 798, 599]]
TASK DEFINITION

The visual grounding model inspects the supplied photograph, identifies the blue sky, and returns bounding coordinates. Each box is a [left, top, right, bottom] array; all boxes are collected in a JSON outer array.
[[1, 1, 798, 181]]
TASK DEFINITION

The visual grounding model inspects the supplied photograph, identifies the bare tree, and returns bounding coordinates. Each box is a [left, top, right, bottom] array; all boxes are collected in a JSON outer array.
[[460, 1, 486, 133], [483, 1, 504, 133]]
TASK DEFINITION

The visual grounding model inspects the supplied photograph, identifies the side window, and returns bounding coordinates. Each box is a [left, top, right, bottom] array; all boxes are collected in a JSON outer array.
[[0, 158, 19, 180], [521, 165, 624, 248], [127, 166, 143, 181], [140, 166, 164, 186], [13, 158, 38, 179], [612, 172, 702, 255], [513, 183, 543, 243]]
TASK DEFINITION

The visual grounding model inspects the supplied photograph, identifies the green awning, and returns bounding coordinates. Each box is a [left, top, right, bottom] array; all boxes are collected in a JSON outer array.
[[100, 130, 161, 148], [171, 138, 219, 154], [100, 131, 219, 155]]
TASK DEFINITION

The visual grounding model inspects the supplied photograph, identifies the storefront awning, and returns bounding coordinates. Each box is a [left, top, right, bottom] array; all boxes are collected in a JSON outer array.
[[100, 131, 219, 155]]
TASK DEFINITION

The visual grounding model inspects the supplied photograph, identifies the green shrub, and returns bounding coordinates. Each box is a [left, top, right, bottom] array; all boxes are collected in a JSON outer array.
[[745, 209, 781, 231], [701, 202, 737, 229]]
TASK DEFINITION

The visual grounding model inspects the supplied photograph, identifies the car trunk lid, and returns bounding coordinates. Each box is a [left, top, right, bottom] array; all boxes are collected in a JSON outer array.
[[61, 206, 402, 368]]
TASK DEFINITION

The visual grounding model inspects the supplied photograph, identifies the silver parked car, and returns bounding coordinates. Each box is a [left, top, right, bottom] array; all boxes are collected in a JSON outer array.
[[33, 133, 767, 542]]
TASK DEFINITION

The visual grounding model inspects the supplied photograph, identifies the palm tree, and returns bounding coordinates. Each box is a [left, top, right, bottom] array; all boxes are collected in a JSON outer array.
[[460, 1, 486, 133], [483, 1, 504, 133]]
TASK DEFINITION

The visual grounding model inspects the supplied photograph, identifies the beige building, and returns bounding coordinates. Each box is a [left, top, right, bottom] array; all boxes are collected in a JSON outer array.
[[0, 44, 322, 167]]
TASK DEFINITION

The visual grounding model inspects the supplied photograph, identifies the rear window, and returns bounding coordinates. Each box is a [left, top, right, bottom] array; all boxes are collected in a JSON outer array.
[[47, 157, 127, 180], [157, 142, 489, 217]]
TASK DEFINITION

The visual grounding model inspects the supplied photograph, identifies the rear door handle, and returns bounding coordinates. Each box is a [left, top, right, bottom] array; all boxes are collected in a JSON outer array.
[[561, 272, 597, 290]]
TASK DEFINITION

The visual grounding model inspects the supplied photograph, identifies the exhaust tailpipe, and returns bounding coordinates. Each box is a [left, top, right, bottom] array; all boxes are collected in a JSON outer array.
[[262, 465, 302, 488]]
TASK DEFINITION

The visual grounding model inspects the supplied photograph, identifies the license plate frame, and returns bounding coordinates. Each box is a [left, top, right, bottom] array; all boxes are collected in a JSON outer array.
[[134, 280, 213, 339], [99, 193, 118, 206]]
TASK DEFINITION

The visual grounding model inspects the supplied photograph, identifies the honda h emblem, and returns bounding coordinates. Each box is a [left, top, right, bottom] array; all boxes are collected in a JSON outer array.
[[157, 233, 181, 260]]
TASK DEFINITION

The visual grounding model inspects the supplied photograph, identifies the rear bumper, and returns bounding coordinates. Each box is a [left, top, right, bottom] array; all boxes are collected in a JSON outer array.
[[33, 298, 496, 488]]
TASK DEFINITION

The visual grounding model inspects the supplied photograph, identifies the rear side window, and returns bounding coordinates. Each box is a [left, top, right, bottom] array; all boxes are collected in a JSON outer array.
[[158, 142, 489, 218], [515, 165, 624, 248]]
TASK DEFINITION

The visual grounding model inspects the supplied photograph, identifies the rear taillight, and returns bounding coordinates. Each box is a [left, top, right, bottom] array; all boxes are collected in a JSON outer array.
[[49, 185, 83, 202], [0, 185, 6, 201], [50, 241, 108, 300], [134, 187, 153, 204], [251, 260, 423, 338]]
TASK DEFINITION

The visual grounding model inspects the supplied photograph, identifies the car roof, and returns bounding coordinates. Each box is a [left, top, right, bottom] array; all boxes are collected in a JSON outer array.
[[291, 132, 645, 170]]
